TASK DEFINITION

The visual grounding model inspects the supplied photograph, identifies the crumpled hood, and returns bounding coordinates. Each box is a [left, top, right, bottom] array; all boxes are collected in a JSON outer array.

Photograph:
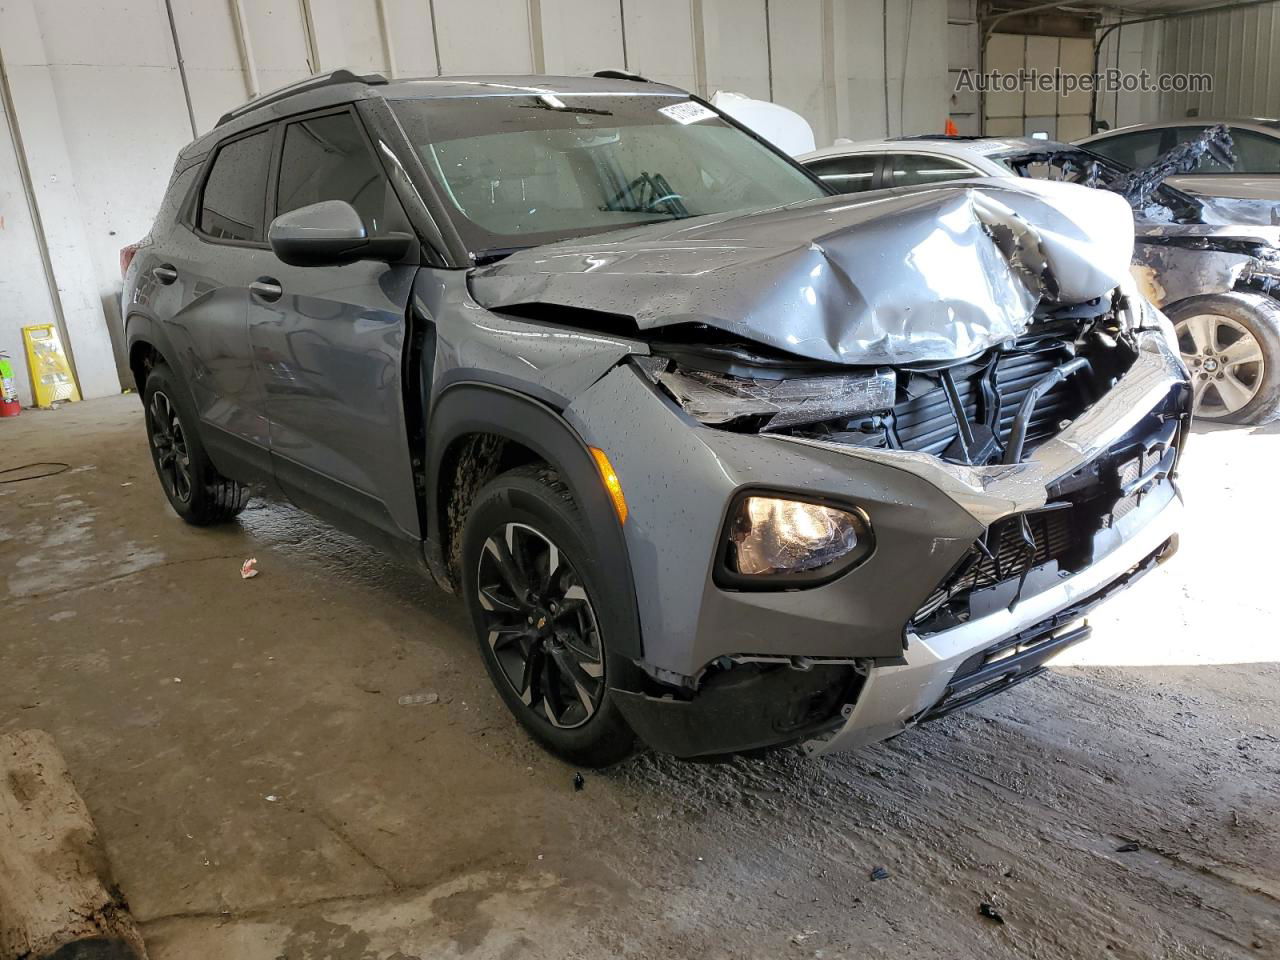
[[470, 177, 1135, 365]]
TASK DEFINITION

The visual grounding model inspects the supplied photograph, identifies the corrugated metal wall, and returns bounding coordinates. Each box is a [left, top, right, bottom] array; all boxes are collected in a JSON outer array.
[[1159, 3, 1280, 120]]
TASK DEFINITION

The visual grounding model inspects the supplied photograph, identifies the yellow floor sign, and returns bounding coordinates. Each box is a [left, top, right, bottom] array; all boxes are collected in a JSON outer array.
[[22, 324, 81, 407]]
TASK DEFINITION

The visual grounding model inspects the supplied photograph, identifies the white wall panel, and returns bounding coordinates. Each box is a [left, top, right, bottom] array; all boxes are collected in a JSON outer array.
[[888, 0, 947, 136], [947, 3, 979, 133], [703, 0, 770, 101], [622, 0, 697, 90], [332, 0, 391, 75], [434, 0, 534, 74], [170, 0, 254, 133], [840, 0, 888, 139], [384, 0, 440, 77], [34, 0, 191, 356], [769, 0, 828, 145], [0, 96, 56, 407], [1095, 18, 1163, 129], [242, 1, 312, 91], [540, 0, 624, 77]]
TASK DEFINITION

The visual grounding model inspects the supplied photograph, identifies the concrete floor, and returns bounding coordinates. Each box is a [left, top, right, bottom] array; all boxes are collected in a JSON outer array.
[[1, 394, 1277, 959]]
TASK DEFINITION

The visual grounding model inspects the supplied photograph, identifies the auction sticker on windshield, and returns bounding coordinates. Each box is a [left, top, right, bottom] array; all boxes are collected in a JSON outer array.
[[659, 101, 718, 125]]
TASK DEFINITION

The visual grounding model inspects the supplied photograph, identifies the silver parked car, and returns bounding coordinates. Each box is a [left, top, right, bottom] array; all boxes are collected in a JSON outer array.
[[123, 71, 1188, 766], [1077, 119, 1280, 202], [800, 136, 1280, 425]]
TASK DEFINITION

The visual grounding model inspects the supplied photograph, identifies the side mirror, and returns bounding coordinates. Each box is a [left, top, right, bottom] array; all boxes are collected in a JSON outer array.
[[267, 199, 413, 267]]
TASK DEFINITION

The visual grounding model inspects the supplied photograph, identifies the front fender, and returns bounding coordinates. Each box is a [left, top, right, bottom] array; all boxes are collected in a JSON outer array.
[[424, 382, 643, 660]]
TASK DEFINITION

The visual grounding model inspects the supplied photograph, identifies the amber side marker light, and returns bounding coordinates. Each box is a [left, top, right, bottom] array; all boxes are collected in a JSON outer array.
[[588, 446, 628, 524]]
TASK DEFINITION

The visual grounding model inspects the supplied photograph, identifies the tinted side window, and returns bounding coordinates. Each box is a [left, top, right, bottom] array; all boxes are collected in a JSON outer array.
[[1086, 130, 1167, 169], [887, 154, 975, 186], [1226, 129, 1280, 174], [277, 112, 389, 232], [199, 130, 273, 242], [804, 155, 880, 193]]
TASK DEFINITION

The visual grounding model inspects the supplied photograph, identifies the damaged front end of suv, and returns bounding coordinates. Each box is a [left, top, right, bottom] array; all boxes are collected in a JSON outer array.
[[465, 175, 1190, 758]]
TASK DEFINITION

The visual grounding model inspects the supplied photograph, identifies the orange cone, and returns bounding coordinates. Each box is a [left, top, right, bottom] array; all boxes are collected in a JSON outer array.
[[944, 118, 959, 137]]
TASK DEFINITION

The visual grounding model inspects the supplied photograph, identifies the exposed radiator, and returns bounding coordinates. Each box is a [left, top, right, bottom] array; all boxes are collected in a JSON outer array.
[[891, 349, 1080, 459]]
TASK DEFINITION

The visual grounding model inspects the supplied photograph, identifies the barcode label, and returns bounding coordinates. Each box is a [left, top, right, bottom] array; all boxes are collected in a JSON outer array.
[[659, 101, 717, 125]]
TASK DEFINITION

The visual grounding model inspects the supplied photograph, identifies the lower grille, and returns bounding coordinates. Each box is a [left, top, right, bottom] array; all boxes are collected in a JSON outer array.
[[914, 507, 1082, 626]]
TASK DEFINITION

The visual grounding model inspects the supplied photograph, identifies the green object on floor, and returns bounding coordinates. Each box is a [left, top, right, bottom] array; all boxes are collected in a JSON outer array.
[[0, 352, 20, 416]]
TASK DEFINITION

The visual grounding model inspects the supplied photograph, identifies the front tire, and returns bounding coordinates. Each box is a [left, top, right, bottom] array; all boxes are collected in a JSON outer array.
[[1167, 292, 1280, 426], [460, 464, 638, 767], [142, 362, 249, 525]]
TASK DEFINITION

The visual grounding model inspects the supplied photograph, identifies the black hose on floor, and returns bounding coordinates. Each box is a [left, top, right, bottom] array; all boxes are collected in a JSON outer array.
[[0, 462, 71, 484]]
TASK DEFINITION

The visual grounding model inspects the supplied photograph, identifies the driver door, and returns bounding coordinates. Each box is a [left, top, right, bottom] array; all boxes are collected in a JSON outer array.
[[248, 106, 422, 542]]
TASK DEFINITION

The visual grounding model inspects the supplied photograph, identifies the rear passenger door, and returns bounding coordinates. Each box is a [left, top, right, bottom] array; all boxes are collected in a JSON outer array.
[[161, 126, 278, 477], [883, 153, 979, 187], [803, 153, 883, 194], [248, 106, 422, 543], [1083, 129, 1170, 169]]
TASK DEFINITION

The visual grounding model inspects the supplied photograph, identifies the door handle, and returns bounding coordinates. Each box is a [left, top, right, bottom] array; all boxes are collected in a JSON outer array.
[[153, 264, 178, 284], [250, 277, 283, 303]]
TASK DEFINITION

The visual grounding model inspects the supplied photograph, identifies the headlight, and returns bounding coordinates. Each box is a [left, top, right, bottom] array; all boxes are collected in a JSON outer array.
[[718, 493, 874, 588], [645, 359, 896, 431]]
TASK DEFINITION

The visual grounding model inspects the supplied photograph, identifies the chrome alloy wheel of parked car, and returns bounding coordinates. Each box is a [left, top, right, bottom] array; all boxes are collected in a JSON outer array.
[[1176, 312, 1266, 420]]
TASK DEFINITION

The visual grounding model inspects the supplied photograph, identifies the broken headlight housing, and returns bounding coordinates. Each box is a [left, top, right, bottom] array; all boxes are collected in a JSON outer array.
[[717, 492, 874, 589], [638, 354, 896, 431], [1119, 276, 1179, 356]]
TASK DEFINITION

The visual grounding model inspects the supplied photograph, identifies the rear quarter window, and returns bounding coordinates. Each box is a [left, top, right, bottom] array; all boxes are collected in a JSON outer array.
[[198, 129, 273, 242]]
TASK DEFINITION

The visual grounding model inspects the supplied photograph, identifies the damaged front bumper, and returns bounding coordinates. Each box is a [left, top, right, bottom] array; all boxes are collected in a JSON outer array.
[[564, 328, 1189, 758], [802, 486, 1181, 756]]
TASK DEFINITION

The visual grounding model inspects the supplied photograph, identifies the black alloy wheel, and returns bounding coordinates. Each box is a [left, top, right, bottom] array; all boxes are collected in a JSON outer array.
[[475, 521, 606, 729], [146, 389, 193, 504]]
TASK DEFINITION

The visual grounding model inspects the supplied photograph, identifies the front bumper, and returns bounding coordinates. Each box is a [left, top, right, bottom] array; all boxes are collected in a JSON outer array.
[[803, 486, 1181, 755], [564, 328, 1188, 756]]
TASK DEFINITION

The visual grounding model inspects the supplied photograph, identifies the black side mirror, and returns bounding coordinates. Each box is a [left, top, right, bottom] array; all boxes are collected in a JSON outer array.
[[267, 199, 413, 267]]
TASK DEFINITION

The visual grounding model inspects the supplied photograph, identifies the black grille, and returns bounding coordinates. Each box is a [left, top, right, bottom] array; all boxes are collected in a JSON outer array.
[[914, 508, 1079, 625], [891, 349, 1079, 458]]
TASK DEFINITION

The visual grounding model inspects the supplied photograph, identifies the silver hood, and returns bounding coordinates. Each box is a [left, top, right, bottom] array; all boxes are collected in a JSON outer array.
[[470, 177, 1136, 365]]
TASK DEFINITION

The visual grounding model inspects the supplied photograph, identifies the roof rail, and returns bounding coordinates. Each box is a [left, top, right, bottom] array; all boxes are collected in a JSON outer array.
[[593, 69, 650, 83], [216, 69, 388, 127]]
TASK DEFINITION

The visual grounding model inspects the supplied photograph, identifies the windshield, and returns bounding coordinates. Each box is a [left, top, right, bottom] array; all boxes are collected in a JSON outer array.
[[390, 93, 825, 257]]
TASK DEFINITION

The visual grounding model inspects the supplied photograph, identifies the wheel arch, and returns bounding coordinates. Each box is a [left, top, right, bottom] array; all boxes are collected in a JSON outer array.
[[125, 312, 185, 398], [426, 382, 643, 660]]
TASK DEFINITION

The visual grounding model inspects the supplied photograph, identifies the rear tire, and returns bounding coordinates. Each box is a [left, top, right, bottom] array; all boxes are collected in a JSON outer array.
[[142, 362, 249, 525], [460, 464, 638, 767], [1167, 292, 1280, 426]]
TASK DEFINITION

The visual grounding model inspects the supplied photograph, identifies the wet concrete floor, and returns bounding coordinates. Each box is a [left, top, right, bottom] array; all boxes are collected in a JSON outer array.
[[1, 395, 1276, 959]]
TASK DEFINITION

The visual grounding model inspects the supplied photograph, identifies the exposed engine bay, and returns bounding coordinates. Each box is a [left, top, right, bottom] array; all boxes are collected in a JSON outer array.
[[645, 292, 1140, 469]]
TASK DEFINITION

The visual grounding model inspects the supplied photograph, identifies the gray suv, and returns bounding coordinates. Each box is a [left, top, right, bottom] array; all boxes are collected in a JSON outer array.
[[123, 70, 1190, 766]]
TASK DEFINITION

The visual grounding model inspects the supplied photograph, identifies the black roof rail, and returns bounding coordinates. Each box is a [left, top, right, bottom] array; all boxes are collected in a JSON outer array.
[[593, 69, 650, 83], [216, 69, 388, 127]]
